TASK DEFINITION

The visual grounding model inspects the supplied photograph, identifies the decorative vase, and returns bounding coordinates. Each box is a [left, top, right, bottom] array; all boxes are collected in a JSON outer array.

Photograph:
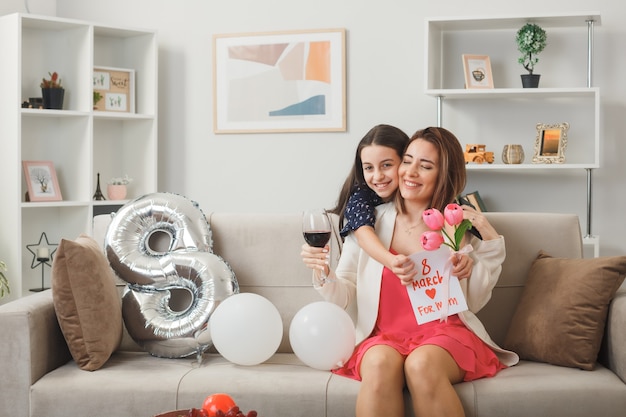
[[41, 88, 65, 109], [520, 74, 540, 88], [107, 184, 127, 200], [502, 144, 525, 164]]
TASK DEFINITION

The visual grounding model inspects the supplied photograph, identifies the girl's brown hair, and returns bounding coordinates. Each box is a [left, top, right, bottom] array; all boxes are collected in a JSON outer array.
[[330, 124, 409, 225]]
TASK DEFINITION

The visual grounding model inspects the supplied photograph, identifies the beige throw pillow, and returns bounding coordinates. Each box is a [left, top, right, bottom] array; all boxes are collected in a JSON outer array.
[[504, 251, 626, 370], [51, 234, 122, 371]]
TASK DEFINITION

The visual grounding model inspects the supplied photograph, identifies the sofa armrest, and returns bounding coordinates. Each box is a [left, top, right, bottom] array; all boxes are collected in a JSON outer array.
[[0, 290, 71, 417], [605, 286, 626, 382]]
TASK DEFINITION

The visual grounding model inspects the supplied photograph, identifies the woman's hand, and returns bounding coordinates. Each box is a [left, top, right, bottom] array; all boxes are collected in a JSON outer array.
[[461, 206, 499, 241], [451, 253, 473, 280], [390, 254, 417, 286], [301, 243, 330, 276]]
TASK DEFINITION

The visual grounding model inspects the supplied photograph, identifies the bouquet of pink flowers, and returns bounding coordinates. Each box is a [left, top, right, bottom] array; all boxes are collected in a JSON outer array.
[[420, 203, 473, 252]]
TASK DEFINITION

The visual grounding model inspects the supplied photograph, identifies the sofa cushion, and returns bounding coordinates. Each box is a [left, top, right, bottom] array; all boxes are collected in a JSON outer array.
[[504, 251, 626, 370], [51, 234, 122, 371]]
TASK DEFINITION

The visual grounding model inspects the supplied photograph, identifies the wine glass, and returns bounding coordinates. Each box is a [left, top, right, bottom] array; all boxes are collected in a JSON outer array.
[[302, 209, 332, 283]]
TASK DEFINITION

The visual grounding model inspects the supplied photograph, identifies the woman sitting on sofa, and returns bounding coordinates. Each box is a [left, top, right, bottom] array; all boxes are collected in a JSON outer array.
[[300, 126, 519, 417]]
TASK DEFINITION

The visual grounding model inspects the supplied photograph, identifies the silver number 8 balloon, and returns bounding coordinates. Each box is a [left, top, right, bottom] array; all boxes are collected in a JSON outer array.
[[105, 192, 239, 359]]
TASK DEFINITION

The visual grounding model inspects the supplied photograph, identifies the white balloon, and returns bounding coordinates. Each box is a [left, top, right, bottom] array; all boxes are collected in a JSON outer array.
[[289, 301, 356, 371], [209, 293, 283, 366]]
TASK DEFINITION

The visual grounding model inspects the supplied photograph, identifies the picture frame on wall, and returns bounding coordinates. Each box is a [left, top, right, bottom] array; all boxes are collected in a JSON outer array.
[[213, 28, 346, 133], [93, 66, 135, 113], [23, 161, 62, 202], [462, 54, 494, 89], [532, 122, 569, 164]]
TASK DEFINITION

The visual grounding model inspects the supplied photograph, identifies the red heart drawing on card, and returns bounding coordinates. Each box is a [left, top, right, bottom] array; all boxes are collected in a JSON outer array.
[[425, 288, 436, 299]]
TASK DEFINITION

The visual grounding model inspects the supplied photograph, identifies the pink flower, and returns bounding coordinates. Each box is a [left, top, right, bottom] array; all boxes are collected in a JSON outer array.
[[421, 231, 445, 251], [444, 204, 464, 226], [420, 203, 474, 252], [422, 208, 444, 231]]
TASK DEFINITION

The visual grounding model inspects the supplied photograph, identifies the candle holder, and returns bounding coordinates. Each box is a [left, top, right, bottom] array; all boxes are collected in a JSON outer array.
[[26, 232, 58, 292]]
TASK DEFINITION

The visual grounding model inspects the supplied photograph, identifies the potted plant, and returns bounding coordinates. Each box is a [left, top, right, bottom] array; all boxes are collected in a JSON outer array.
[[107, 175, 133, 200], [515, 23, 547, 88], [0, 261, 10, 298], [40, 71, 65, 109]]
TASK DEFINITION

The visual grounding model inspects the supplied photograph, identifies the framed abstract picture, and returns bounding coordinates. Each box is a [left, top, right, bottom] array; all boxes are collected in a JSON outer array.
[[213, 28, 346, 133]]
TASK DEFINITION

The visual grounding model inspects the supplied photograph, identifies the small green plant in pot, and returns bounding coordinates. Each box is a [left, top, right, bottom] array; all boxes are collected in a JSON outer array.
[[516, 23, 547, 88]]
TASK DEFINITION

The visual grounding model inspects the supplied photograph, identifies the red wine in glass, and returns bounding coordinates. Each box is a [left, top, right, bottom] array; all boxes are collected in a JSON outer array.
[[302, 209, 332, 282], [303, 231, 331, 248]]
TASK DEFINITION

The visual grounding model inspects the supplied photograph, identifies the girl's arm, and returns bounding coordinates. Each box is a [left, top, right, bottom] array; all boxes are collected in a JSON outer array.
[[354, 226, 394, 267], [354, 226, 415, 282]]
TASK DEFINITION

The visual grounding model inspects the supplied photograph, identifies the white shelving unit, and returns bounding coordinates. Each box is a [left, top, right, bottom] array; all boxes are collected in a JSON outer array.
[[0, 13, 158, 299], [425, 12, 601, 256]]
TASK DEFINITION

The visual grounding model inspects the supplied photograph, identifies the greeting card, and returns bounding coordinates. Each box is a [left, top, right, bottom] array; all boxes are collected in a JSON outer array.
[[406, 247, 468, 324]]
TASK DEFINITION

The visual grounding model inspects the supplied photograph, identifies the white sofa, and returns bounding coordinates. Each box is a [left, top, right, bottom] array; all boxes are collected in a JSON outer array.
[[1, 212, 625, 417]]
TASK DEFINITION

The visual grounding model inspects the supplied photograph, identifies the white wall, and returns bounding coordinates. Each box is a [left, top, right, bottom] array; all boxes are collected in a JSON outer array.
[[24, 0, 626, 256], [0, 0, 55, 16]]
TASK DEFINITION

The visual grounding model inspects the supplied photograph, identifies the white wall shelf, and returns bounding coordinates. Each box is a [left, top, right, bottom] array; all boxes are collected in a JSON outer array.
[[425, 12, 601, 256], [465, 164, 598, 171], [425, 87, 597, 99], [0, 13, 158, 300]]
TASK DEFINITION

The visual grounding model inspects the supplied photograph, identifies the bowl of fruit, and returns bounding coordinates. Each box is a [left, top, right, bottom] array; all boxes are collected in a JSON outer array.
[[154, 393, 258, 417]]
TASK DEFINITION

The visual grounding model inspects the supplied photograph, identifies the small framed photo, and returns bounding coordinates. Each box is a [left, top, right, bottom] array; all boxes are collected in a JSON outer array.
[[532, 122, 569, 164], [93, 66, 135, 113], [23, 161, 62, 202], [462, 54, 494, 89]]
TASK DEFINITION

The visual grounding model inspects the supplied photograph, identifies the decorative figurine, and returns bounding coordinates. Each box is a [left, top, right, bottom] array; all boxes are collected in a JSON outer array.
[[464, 144, 495, 164], [93, 172, 106, 200]]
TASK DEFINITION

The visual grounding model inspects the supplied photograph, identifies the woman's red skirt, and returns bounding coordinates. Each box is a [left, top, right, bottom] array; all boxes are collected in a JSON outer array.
[[333, 265, 506, 382]]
